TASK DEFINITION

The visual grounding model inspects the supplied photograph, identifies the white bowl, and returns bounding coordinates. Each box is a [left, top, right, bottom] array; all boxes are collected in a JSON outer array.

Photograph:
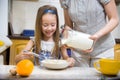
[[41, 59, 69, 69]]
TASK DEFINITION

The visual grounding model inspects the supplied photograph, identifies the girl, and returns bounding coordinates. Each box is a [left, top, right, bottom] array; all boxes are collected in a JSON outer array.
[[15, 5, 75, 66]]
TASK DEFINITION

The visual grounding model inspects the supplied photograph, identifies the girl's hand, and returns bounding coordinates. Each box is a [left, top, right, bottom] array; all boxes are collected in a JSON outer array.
[[66, 57, 75, 67], [15, 51, 34, 64]]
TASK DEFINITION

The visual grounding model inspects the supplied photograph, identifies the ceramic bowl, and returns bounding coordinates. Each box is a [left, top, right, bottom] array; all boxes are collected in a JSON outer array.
[[41, 59, 69, 69]]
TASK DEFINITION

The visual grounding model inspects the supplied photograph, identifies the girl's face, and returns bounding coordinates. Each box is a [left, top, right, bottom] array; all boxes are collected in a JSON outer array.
[[42, 13, 57, 41]]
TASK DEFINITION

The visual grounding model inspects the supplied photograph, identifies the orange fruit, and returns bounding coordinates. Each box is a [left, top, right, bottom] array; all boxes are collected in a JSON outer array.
[[16, 59, 34, 76]]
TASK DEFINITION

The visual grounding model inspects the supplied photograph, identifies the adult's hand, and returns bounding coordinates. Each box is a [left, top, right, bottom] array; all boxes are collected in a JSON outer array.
[[81, 34, 99, 53]]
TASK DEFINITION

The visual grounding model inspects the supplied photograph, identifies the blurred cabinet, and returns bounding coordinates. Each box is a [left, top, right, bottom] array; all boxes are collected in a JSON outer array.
[[114, 44, 120, 50], [9, 39, 29, 65], [114, 44, 120, 60]]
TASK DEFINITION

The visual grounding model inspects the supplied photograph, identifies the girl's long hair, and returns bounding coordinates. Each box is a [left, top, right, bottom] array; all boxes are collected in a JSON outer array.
[[35, 5, 60, 65]]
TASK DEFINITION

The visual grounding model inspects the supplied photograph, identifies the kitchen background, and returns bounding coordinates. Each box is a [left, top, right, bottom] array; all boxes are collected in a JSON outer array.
[[0, 0, 120, 38], [0, 0, 120, 65]]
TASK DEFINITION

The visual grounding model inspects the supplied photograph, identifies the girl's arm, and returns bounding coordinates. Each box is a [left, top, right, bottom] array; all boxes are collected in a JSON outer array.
[[22, 40, 34, 52], [15, 40, 34, 63], [61, 46, 75, 67]]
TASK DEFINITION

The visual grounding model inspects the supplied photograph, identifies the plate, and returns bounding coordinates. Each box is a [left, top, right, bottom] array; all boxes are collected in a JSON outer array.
[[41, 59, 69, 69]]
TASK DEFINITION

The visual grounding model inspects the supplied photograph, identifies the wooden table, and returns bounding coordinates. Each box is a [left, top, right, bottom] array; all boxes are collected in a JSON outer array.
[[0, 65, 120, 80]]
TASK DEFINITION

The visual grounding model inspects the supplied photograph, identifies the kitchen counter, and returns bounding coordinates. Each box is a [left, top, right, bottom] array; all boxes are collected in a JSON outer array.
[[8, 35, 30, 40], [0, 65, 120, 80]]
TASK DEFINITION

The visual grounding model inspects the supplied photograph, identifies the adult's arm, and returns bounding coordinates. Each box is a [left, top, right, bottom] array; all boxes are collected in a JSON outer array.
[[91, 0, 119, 41], [59, 0, 73, 28]]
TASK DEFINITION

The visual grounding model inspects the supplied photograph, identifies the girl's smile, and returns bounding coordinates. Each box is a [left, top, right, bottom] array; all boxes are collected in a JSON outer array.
[[42, 13, 57, 41]]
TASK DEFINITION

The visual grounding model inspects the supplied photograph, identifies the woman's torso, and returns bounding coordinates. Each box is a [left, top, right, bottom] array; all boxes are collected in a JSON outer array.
[[61, 0, 115, 57]]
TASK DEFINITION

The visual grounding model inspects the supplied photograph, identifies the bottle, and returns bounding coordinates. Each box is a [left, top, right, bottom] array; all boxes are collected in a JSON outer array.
[[61, 30, 94, 50]]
